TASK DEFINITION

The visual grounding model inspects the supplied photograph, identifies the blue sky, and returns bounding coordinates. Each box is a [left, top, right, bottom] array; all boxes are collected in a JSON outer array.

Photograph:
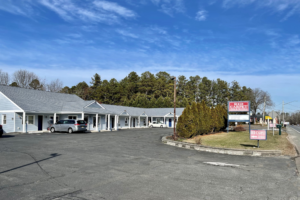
[[0, 0, 300, 112]]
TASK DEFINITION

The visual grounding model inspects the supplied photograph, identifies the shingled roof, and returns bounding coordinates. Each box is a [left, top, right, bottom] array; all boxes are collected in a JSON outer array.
[[0, 85, 115, 114], [0, 85, 184, 116]]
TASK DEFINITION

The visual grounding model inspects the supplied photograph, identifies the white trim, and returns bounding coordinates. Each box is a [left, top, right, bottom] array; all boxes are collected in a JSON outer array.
[[14, 112, 16, 132], [84, 101, 106, 109], [120, 111, 130, 115], [0, 91, 24, 111], [27, 115, 35, 125], [2, 114, 7, 125]]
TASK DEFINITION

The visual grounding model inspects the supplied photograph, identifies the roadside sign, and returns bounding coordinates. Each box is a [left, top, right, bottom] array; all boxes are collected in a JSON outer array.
[[250, 130, 267, 140], [269, 123, 276, 128], [228, 101, 249, 112], [227, 101, 251, 133]]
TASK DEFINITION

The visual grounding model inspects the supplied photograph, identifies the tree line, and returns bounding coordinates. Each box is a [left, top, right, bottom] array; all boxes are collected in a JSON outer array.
[[61, 71, 256, 108], [0, 69, 274, 112], [0, 69, 63, 92]]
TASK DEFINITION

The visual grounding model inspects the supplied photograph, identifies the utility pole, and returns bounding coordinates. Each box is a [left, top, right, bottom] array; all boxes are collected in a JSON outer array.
[[262, 96, 266, 126], [282, 101, 284, 125], [171, 76, 177, 139]]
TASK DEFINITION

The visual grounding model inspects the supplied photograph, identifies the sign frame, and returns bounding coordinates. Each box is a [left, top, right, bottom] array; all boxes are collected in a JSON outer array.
[[227, 101, 251, 133]]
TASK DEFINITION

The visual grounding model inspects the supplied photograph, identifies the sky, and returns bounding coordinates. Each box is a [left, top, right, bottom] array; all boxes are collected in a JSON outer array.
[[0, 0, 300, 113]]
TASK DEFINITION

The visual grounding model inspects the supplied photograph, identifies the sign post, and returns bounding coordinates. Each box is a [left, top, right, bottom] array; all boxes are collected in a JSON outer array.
[[250, 129, 267, 148], [228, 101, 251, 133]]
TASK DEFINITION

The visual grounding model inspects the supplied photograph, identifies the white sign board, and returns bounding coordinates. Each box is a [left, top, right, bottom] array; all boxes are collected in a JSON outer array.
[[228, 115, 250, 121], [284, 122, 290, 125]]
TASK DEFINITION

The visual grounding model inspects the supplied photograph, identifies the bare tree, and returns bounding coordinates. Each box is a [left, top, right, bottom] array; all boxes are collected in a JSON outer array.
[[46, 79, 63, 92], [0, 69, 10, 85], [250, 88, 273, 115], [13, 69, 39, 89]]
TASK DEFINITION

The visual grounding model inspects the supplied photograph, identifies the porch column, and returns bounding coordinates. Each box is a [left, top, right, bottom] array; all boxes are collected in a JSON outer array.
[[23, 112, 26, 133], [129, 116, 131, 128], [82, 112, 84, 120], [151, 117, 153, 123], [100, 115, 102, 131], [96, 114, 98, 132], [146, 116, 148, 127], [164, 116, 166, 124], [138, 116, 141, 127], [114, 115, 118, 131], [54, 113, 57, 124], [108, 114, 110, 130], [105, 114, 107, 130]]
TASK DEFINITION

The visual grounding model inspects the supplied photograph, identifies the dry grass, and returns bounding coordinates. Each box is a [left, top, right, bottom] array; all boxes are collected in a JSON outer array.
[[183, 130, 296, 156]]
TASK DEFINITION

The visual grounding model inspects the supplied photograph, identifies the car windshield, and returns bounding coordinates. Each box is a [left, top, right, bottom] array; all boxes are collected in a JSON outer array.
[[77, 120, 86, 124]]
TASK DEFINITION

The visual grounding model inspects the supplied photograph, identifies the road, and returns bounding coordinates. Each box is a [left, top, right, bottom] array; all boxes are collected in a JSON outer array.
[[287, 126, 300, 153], [0, 129, 299, 200]]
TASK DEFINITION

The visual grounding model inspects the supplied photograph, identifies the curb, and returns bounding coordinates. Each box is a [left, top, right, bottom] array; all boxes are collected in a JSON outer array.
[[162, 136, 282, 157]]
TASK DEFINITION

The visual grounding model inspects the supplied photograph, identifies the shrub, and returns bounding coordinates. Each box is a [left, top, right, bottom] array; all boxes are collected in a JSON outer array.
[[176, 101, 227, 138], [234, 126, 246, 132]]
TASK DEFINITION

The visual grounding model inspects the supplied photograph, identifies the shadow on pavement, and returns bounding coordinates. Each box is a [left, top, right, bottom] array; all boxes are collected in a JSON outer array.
[[0, 135, 15, 138], [0, 153, 61, 174]]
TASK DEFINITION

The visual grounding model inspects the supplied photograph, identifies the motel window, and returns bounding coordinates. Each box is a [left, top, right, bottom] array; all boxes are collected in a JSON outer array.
[[2, 115, 6, 125], [68, 116, 77, 120], [125, 117, 128, 124], [28, 116, 34, 125]]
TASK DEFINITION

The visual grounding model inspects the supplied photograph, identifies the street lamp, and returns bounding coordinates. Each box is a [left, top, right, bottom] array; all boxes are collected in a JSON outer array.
[[170, 76, 177, 139]]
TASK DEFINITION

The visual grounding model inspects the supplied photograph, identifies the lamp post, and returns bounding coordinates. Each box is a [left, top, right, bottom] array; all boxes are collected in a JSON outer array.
[[170, 76, 177, 139]]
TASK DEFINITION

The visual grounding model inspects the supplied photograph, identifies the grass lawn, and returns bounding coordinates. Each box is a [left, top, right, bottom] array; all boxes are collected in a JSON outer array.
[[183, 130, 296, 156]]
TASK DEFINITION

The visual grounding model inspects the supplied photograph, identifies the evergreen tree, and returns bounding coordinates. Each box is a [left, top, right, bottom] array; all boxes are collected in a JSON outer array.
[[90, 73, 101, 89], [10, 82, 19, 87], [163, 96, 173, 108]]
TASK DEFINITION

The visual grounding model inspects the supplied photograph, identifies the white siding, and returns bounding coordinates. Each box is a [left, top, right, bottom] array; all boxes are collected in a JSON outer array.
[[0, 112, 14, 133]]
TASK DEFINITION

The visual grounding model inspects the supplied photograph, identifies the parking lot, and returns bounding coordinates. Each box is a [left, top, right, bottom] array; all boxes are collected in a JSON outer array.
[[0, 129, 299, 200]]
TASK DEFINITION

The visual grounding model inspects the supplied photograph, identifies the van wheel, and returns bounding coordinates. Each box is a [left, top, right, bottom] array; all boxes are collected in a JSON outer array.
[[160, 125, 163, 128], [68, 128, 73, 134], [50, 128, 55, 133], [150, 125, 153, 128]]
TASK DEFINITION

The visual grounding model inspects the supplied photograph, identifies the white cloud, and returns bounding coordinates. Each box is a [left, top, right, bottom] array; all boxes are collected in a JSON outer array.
[[195, 10, 207, 21], [286, 35, 300, 47], [0, 0, 135, 24], [151, 0, 185, 16], [116, 29, 139, 38], [93, 0, 136, 18], [222, 0, 300, 20]]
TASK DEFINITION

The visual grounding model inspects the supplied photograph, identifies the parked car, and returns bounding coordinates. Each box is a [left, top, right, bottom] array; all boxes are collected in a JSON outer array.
[[50, 120, 87, 133], [0, 124, 3, 137], [149, 121, 167, 128]]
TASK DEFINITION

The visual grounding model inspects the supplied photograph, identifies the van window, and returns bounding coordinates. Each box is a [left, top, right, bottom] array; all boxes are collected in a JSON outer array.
[[68, 120, 75, 124], [77, 120, 86, 124]]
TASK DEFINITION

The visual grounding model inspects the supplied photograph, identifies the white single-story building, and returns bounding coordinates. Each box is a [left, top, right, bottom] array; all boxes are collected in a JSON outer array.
[[0, 85, 184, 133]]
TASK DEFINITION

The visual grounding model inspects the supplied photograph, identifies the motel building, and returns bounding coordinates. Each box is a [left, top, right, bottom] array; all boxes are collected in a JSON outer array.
[[0, 85, 184, 134]]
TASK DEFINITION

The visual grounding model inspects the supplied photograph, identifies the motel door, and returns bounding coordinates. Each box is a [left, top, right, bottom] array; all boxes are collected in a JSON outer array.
[[169, 119, 172, 127], [38, 116, 43, 131]]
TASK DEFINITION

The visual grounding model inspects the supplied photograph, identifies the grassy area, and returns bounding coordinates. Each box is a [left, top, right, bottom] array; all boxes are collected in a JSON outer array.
[[183, 130, 296, 156]]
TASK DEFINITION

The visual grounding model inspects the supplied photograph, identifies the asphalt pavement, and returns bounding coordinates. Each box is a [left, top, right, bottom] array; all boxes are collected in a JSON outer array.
[[0, 129, 299, 200]]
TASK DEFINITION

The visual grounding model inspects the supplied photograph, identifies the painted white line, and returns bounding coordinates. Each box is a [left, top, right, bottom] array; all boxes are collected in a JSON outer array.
[[203, 162, 240, 167]]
